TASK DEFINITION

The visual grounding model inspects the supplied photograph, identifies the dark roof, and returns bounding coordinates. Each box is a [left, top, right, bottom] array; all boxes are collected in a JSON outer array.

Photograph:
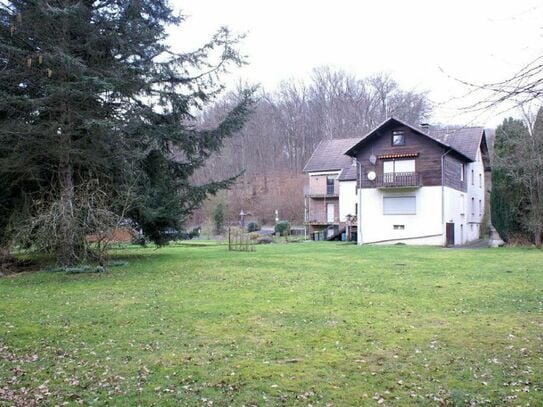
[[338, 165, 357, 181], [303, 138, 360, 172], [345, 117, 482, 162], [428, 127, 484, 162], [304, 118, 489, 179]]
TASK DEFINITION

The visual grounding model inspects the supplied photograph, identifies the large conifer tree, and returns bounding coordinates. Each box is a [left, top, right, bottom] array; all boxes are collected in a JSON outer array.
[[0, 0, 252, 264]]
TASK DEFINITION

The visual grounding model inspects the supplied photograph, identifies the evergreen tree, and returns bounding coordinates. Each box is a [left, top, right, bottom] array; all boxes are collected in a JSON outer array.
[[0, 1, 252, 264], [213, 203, 225, 235], [491, 118, 528, 240]]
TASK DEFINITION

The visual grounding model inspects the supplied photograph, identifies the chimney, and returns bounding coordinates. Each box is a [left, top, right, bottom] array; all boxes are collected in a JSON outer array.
[[420, 123, 430, 133]]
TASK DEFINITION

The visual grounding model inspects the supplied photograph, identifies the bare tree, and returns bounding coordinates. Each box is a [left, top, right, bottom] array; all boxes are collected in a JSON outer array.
[[16, 178, 137, 265], [456, 55, 543, 113]]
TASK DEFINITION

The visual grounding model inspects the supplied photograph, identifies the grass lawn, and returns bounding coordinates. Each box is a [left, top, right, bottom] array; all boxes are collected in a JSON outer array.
[[1, 243, 542, 406]]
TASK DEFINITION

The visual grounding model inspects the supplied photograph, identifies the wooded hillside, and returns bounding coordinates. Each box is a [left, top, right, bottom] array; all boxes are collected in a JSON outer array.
[[189, 67, 431, 227]]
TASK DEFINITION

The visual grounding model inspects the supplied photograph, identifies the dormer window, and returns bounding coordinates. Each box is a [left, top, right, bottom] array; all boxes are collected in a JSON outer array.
[[392, 131, 405, 146]]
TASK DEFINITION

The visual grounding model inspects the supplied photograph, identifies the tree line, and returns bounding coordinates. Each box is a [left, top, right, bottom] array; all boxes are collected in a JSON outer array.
[[195, 67, 431, 178]]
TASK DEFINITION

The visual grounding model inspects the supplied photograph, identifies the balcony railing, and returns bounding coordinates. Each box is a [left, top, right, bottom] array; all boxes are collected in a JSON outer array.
[[305, 192, 339, 198], [304, 185, 339, 198], [361, 172, 421, 188], [304, 216, 338, 225]]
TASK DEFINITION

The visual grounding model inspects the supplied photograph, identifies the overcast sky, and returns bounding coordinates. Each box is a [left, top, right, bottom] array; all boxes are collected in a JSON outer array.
[[170, 0, 543, 128]]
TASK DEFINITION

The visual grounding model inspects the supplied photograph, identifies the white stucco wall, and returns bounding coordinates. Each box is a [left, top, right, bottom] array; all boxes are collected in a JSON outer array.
[[345, 143, 486, 246], [339, 180, 357, 222], [357, 186, 444, 245], [444, 150, 485, 244], [468, 150, 486, 239]]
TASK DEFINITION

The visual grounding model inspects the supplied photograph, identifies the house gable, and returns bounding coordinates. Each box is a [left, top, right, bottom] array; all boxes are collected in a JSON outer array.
[[345, 117, 475, 161], [347, 122, 461, 188]]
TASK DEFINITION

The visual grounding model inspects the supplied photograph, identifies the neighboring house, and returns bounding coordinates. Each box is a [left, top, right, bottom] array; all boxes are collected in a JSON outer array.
[[303, 138, 360, 240], [303, 117, 491, 246]]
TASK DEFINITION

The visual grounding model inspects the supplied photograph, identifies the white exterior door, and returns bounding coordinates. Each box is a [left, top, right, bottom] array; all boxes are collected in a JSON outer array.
[[327, 203, 334, 223]]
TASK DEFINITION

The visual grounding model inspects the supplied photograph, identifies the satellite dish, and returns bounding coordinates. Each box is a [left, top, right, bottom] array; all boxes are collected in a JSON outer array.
[[367, 171, 376, 181], [369, 154, 377, 165]]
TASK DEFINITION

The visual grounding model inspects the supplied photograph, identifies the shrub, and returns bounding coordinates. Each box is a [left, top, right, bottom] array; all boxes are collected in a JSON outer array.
[[213, 203, 225, 235], [275, 221, 290, 236], [189, 227, 201, 239], [248, 232, 260, 241], [247, 221, 260, 233]]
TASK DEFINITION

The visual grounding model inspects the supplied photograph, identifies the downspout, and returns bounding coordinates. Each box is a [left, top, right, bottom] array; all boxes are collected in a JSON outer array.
[[441, 149, 452, 242], [358, 164, 362, 244]]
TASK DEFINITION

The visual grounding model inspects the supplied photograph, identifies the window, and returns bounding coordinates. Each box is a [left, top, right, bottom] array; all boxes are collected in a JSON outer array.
[[479, 173, 482, 188], [383, 196, 416, 215], [460, 164, 464, 182], [326, 176, 335, 195], [383, 159, 415, 183], [471, 197, 475, 216], [355, 203, 358, 216], [384, 159, 416, 173], [383, 160, 394, 174], [392, 130, 405, 146], [471, 169, 474, 185], [479, 199, 482, 216], [460, 194, 465, 215], [393, 224, 405, 230]]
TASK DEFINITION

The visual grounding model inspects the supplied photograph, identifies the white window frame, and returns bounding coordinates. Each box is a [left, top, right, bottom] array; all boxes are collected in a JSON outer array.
[[383, 159, 416, 174]]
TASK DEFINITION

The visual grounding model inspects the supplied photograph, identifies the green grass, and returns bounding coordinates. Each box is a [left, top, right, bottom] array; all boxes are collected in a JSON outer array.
[[1, 243, 542, 406]]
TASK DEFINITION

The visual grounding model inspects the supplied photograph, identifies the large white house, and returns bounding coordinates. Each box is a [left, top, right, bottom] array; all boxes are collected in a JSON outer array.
[[303, 117, 492, 246]]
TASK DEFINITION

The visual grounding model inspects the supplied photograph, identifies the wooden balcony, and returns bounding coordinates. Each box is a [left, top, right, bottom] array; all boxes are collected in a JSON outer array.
[[361, 172, 422, 189], [304, 185, 339, 199]]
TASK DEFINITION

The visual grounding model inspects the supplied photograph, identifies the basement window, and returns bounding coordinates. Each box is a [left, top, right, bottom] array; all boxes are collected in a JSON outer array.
[[393, 224, 405, 230]]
